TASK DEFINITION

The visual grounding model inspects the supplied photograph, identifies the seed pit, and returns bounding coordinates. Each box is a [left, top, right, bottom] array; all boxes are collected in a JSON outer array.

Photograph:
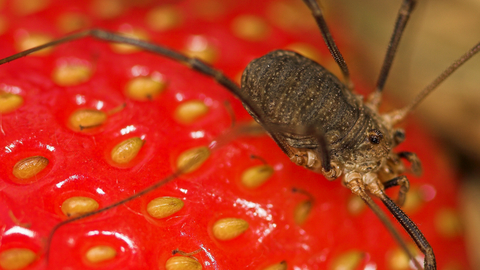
[[263, 261, 287, 270], [12, 156, 49, 180], [231, 15, 271, 42], [125, 76, 167, 101], [147, 197, 184, 219], [241, 164, 274, 189], [52, 62, 93, 86], [84, 245, 116, 264], [329, 250, 364, 270], [212, 218, 249, 241], [174, 100, 209, 124], [176, 146, 210, 174], [0, 91, 23, 114], [57, 13, 91, 33], [146, 6, 183, 31], [165, 256, 202, 270], [0, 248, 37, 270], [110, 137, 144, 165], [61, 196, 100, 218], [294, 200, 312, 225], [387, 245, 418, 270], [69, 109, 107, 131], [15, 33, 53, 56], [183, 35, 217, 63], [435, 208, 462, 238], [110, 28, 149, 54]]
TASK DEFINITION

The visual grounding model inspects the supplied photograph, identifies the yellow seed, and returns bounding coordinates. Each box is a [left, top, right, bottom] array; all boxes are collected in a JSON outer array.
[[294, 200, 312, 225], [13, 156, 49, 180], [174, 100, 209, 124], [347, 195, 366, 216], [13, 0, 49, 15], [435, 208, 463, 238], [285, 43, 322, 63], [69, 109, 107, 131], [387, 245, 418, 270], [61, 196, 99, 217], [231, 15, 270, 42], [110, 137, 144, 164], [0, 92, 23, 114], [146, 6, 183, 31], [52, 63, 92, 86], [176, 146, 210, 174], [212, 218, 249, 241], [329, 250, 364, 270], [125, 76, 166, 101], [263, 261, 287, 270], [165, 256, 202, 270], [16, 33, 53, 56], [57, 13, 91, 33], [110, 28, 149, 54], [183, 35, 217, 63], [241, 165, 274, 189], [403, 188, 424, 214], [90, 0, 125, 19], [0, 248, 36, 270], [84, 245, 116, 264], [147, 197, 184, 219]]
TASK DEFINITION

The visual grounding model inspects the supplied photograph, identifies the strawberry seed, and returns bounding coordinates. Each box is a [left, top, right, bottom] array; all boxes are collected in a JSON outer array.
[[212, 218, 249, 241], [61, 196, 99, 217], [84, 245, 116, 264], [0, 92, 23, 114], [69, 109, 107, 131], [110, 137, 144, 165], [329, 250, 364, 270], [174, 100, 209, 124], [0, 248, 37, 270], [165, 256, 202, 270], [125, 76, 166, 101], [241, 164, 274, 189], [263, 261, 287, 270], [176, 146, 210, 174], [12, 156, 49, 180], [52, 63, 92, 86], [147, 196, 184, 219]]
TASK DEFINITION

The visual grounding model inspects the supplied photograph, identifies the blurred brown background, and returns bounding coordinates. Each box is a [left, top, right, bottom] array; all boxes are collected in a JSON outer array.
[[323, 0, 480, 268]]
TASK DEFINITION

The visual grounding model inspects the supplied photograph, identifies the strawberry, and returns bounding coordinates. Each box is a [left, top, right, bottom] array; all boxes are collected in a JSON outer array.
[[0, 0, 471, 269]]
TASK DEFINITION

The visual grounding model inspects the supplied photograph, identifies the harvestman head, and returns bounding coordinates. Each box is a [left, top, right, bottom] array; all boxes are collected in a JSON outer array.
[[0, 0, 479, 269]]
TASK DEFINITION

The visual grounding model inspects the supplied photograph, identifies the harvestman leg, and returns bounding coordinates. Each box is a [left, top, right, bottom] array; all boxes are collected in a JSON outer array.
[[383, 175, 410, 206], [301, 0, 351, 88], [302, 1, 433, 269], [0, 29, 335, 261]]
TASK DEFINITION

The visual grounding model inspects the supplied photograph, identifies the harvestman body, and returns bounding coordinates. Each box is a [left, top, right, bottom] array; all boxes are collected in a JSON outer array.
[[1, 0, 479, 269]]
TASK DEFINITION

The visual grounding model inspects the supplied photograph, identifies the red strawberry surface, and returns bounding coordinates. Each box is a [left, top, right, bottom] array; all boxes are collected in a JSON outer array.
[[0, 0, 470, 269]]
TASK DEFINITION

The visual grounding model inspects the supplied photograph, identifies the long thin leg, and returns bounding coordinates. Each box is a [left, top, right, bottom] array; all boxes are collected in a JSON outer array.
[[0, 29, 334, 173], [368, 0, 417, 108], [345, 179, 423, 270], [363, 177, 436, 269], [383, 175, 410, 206], [301, 0, 351, 88], [380, 191, 436, 270]]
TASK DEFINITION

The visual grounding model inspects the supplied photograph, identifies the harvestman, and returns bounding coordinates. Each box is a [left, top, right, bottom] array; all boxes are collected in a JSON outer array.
[[0, 0, 479, 269]]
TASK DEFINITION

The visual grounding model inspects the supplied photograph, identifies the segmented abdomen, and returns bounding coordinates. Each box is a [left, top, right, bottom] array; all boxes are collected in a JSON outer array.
[[241, 50, 363, 148]]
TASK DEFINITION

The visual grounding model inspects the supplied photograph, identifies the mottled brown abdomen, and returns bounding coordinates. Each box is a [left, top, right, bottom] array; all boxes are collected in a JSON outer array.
[[241, 50, 365, 150]]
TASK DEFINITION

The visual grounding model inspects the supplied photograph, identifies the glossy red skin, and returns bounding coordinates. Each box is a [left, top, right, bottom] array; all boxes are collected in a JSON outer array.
[[0, 0, 470, 269]]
